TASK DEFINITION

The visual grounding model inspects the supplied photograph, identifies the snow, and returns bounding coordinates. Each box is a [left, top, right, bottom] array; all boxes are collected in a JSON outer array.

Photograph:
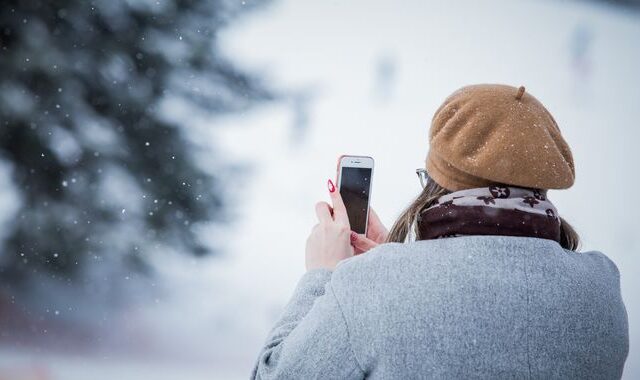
[[211, 0, 640, 377], [0, 347, 246, 380], [1, 0, 639, 379]]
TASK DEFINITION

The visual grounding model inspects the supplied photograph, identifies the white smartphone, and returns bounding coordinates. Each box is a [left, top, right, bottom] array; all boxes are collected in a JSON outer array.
[[336, 155, 374, 235]]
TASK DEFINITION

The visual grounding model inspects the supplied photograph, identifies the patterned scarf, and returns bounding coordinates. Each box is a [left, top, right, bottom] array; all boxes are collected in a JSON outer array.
[[417, 186, 561, 243]]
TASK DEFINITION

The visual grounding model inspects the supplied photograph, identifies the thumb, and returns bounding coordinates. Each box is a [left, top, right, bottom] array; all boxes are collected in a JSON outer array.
[[350, 231, 379, 253]]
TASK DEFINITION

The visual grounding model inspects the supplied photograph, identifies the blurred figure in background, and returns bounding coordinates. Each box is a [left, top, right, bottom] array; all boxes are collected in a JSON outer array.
[[569, 23, 594, 101]]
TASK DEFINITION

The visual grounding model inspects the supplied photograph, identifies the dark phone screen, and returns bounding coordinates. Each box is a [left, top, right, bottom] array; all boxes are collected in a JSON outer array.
[[339, 167, 372, 234]]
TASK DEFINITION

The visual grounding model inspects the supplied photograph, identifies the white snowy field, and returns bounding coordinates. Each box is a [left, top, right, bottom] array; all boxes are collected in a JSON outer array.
[[1, 0, 639, 379], [211, 0, 640, 377]]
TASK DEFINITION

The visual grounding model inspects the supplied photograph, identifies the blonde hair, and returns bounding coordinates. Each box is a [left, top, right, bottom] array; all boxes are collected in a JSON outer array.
[[385, 173, 581, 251]]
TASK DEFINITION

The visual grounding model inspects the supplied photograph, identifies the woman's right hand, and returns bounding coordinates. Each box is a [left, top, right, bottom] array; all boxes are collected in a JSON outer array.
[[350, 208, 388, 254]]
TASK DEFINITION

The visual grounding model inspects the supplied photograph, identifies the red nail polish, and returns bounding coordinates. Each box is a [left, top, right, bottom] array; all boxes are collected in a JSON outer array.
[[350, 231, 358, 241], [327, 179, 335, 193]]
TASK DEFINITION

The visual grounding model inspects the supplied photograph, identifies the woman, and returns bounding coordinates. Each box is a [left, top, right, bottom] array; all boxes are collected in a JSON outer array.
[[251, 84, 629, 379]]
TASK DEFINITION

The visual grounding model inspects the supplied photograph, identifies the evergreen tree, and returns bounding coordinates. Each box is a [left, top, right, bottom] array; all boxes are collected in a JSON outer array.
[[0, 0, 270, 287]]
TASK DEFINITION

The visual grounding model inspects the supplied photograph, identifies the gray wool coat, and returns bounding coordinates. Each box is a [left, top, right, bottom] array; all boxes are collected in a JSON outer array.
[[251, 236, 629, 379]]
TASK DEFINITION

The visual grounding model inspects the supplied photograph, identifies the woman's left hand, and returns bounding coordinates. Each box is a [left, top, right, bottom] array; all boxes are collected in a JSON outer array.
[[350, 207, 387, 254], [305, 179, 355, 271]]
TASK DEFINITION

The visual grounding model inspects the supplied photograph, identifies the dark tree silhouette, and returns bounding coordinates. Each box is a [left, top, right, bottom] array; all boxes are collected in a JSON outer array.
[[0, 0, 271, 287]]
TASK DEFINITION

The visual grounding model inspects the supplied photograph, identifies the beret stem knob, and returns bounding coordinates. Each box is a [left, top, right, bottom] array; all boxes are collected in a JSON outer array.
[[515, 86, 525, 100]]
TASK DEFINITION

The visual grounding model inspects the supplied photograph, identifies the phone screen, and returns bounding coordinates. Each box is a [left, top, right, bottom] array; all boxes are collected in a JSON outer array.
[[339, 167, 372, 234]]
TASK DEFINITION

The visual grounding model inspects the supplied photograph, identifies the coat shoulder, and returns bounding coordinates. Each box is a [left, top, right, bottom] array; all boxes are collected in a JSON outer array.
[[335, 242, 406, 271]]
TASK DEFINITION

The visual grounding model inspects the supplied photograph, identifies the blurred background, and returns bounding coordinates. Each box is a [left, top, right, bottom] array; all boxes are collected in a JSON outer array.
[[0, 0, 638, 378]]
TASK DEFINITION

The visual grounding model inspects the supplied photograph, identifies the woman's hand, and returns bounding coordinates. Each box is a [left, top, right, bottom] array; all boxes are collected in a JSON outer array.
[[350, 208, 388, 254], [305, 179, 355, 271]]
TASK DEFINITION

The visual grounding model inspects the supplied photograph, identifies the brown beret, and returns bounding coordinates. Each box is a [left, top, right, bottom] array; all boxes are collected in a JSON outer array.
[[426, 84, 575, 191]]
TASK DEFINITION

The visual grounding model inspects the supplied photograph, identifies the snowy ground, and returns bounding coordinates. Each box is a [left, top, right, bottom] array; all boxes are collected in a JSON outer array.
[[0, 348, 245, 380], [1, 0, 639, 379]]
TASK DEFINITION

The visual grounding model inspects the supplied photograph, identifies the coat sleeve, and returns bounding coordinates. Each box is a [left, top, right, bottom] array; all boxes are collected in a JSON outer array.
[[251, 268, 364, 380]]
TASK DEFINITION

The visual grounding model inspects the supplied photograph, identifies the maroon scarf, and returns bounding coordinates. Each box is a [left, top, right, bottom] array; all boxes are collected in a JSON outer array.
[[417, 186, 561, 243]]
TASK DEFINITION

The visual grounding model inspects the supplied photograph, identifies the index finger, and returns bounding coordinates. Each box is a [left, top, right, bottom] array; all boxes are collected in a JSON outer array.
[[328, 179, 350, 226]]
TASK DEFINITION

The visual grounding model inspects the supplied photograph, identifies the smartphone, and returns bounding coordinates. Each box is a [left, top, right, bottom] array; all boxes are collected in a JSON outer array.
[[336, 155, 374, 235]]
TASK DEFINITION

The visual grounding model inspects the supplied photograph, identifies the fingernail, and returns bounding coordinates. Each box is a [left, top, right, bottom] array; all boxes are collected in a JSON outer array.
[[350, 231, 358, 242], [327, 179, 335, 193]]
